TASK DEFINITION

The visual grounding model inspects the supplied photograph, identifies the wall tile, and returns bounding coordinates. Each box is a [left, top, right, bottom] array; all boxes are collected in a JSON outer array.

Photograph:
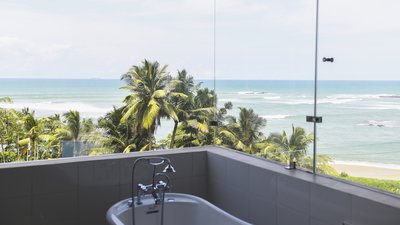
[[119, 157, 154, 185], [226, 158, 249, 191], [193, 152, 207, 176], [247, 193, 277, 225], [352, 196, 400, 225], [0, 196, 31, 225], [0, 167, 32, 198], [222, 185, 250, 221], [208, 178, 226, 209], [32, 192, 78, 225], [249, 165, 277, 200], [190, 176, 208, 199], [119, 183, 133, 200], [310, 217, 332, 225], [277, 204, 309, 225], [207, 153, 227, 183], [277, 174, 310, 214], [78, 185, 119, 225], [169, 177, 193, 194], [310, 184, 351, 225], [163, 153, 193, 179], [32, 164, 78, 195], [79, 160, 119, 191]]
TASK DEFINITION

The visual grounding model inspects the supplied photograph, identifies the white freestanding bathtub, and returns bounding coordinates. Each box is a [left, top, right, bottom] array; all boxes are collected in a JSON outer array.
[[106, 193, 252, 225]]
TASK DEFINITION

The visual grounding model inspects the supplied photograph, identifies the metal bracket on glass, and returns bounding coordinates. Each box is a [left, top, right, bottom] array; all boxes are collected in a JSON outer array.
[[322, 57, 334, 63], [306, 116, 323, 123]]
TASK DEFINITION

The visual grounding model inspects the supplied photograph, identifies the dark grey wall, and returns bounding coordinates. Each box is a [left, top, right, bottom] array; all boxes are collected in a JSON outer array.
[[206, 148, 400, 225], [0, 148, 207, 225], [1, 146, 399, 225]]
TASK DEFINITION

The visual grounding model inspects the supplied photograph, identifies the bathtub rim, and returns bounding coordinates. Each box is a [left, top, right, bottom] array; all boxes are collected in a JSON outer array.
[[106, 192, 252, 225]]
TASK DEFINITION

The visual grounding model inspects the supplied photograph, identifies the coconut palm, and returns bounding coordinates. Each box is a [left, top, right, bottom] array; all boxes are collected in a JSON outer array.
[[168, 83, 219, 148], [98, 106, 148, 153], [42, 114, 69, 158], [169, 70, 193, 148], [63, 110, 81, 141], [20, 112, 44, 160], [120, 60, 178, 150], [268, 125, 313, 163], [217, 107, 266, 152], [63, 110, 82, 155], [237, 107, 266, 146], [168, 70, 218, 148]]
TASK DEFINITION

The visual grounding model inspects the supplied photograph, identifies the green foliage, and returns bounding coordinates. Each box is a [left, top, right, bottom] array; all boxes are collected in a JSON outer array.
[[338, 176, 400, 195], [1, 59, 397, 197], [63, 110, 81, 141], [340, 172, 349, 177], [0, 151, 18, 162], [120, 60, 180, 150], [299, 155, 338, 176], [268, 125, 313, 162]]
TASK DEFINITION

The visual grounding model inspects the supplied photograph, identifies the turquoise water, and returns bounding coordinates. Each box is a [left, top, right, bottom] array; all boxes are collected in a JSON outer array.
[[0, 79, 399, 164]]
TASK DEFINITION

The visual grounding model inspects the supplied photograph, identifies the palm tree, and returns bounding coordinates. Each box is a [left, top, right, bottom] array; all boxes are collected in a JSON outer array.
[[43, 114, 69, 158], [217, 107, 266, 153], [268, 125, 313, 163], [98, 106, 144, 153], [64, 110, 81, 141], [168, 83, 219, 148], [21, 112, 43, 160], [237, 107, 266, 146], [170, 70, 192, 146], [120, 60, 178, 150], [63, 110, 81, 154], [169, 70, 195, 148]]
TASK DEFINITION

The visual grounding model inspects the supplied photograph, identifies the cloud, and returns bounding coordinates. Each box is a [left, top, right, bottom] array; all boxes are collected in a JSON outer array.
[[1, 0, 400, 79], [0, 36, 18, 46]]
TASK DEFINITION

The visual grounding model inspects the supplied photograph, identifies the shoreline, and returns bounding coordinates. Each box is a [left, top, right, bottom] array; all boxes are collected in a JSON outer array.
[[331, 160, 400, 180]]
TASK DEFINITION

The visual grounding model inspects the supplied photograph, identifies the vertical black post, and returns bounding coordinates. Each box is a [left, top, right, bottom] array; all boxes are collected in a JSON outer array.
[[213, 0, 217, 145], [313, 0, 320, 174]]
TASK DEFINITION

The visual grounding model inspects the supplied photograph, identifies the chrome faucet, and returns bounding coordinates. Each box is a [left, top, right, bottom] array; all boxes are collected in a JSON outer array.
[[130, 157, 175, 225], [136, 179, 169, 205]]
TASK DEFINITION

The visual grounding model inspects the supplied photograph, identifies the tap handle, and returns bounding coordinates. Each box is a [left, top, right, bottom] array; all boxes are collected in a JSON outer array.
[[157, 181, 166, 187], [138, 183, 147, 192]]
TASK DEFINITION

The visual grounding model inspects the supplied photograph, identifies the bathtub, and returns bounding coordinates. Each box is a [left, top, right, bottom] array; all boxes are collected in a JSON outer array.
[[106, 193, 252, 225]]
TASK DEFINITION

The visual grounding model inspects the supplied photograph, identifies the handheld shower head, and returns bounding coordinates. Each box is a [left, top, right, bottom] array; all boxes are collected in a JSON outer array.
[[163, 164, 176, 173]]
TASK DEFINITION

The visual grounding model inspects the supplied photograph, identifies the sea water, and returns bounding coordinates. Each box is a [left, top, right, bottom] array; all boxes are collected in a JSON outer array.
[[0, 79, 399, 164]]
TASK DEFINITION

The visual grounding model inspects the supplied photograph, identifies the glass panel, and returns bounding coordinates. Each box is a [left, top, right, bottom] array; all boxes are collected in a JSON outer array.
[[214, 0, 315, 171], [318, 0, 400, 195], [0, 0, 214, 162]]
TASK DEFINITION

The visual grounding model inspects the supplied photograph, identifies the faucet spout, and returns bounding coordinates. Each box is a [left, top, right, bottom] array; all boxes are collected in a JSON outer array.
[[152, 191, 161, 205]]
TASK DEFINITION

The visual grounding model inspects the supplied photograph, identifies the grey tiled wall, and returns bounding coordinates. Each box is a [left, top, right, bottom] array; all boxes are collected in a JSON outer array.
[[206, 149, 400, 225], [0, 149, 207, 225], [1, 146, 399, 225]]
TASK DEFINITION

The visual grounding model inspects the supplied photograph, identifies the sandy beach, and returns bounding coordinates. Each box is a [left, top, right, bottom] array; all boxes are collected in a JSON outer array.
[[331, 161, 400, 180]]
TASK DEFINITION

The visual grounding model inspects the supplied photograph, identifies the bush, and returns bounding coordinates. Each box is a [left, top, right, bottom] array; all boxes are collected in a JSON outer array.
[[340, 172, 349, 177], [339, 175, 400, 195]]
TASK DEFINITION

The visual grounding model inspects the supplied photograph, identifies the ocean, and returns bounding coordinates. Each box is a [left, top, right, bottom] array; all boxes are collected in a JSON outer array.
[[0, 79, 399, 165]]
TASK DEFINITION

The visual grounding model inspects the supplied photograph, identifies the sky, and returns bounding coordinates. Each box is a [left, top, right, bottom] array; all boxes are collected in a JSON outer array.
[[1, 0, 400, 80]]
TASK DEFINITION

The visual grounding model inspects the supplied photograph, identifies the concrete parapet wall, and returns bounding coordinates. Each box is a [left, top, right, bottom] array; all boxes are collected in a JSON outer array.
[[1, 146, 399, 225], [207, 147, 400, 225]]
